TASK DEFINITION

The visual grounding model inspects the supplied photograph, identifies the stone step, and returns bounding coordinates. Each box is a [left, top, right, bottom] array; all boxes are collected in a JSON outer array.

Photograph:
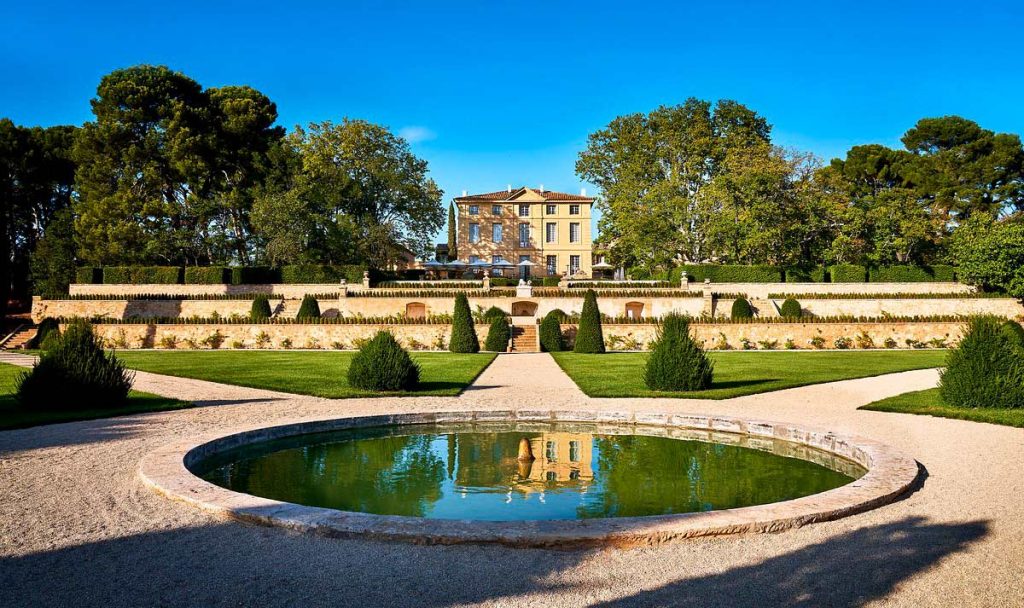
[[509, 325, 539, 352], [0, 326, 38, 350]]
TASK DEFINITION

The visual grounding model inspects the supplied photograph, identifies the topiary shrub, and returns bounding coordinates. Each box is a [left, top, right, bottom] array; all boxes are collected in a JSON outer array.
[[484, 315, 510, 352], [16, 319, 134, 410], [28, 317, 61, 350], [346, 331, 420, 391], [184, 266, 230, 284], [539, 311, 565, 352], [574, 290, 605, 353], [251, 295, 272, 321], [829, 264, 868, 283], [779, 298, 802, 318], [1001, 320, 1024, 347], [295, 295, 321, 320], [482, 306, 507, 323], [939, 315, 1024, 409], [449, 292, 479, 353], [731, 297, 754, 320], [643, 314, 714, 391]]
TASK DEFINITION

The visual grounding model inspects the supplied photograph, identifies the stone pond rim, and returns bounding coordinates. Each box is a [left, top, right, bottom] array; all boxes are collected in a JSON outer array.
[[139, 409, 921, 548]]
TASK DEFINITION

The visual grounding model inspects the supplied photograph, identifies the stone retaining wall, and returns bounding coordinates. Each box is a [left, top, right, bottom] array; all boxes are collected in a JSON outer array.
[[693, 281, 974, 298]]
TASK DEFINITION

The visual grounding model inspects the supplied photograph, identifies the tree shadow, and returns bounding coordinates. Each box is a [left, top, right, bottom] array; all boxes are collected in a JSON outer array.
[[0, 515, 987, 607]]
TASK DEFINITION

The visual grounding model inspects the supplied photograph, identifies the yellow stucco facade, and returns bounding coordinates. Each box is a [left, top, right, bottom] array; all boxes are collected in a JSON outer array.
[[454, 186, 594, 278]]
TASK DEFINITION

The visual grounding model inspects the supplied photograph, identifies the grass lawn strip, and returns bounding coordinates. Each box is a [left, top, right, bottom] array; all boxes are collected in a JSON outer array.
[[0, 362, 189, 431], [115, 351, 498, 398], [861, 388, 1024, 428], [551, 350, 948, 399]]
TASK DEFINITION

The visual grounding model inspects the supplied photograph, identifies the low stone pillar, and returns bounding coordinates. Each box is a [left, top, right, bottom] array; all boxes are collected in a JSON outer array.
[[702, 279, 714, 317], [681, 274, 690, 290], [482, 271, 490, 291], [362, 271, 370, 290], [339, 280, 348, 298]]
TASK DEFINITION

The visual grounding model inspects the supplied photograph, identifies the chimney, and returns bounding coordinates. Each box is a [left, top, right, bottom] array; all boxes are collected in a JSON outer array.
[[580, 188, 587, 197], [539, 184, 545, 192], [461, 189, 467, 197], [507, 184, 512, 192]]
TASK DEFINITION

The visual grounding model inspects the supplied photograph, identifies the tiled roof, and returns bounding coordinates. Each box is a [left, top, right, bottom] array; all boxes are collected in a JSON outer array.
[[454, 186, 593, 202]]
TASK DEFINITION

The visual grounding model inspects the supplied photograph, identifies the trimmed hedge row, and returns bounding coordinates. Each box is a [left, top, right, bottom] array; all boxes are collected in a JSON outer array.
[[77, 265, 375, 285], [868, 265, 956, 282], [673, 265, 783, 283], [828, 264, 868, 283], [631, 264, 958, 284]]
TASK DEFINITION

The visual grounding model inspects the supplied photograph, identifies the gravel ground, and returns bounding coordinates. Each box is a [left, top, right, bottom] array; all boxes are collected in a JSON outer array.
[[1, 352, 1022, 607]]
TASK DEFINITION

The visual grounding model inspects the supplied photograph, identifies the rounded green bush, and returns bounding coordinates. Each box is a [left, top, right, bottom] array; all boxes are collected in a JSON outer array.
[[29, 317, 61, 350], [449, 292, 479, 353], [482, 306, 506, 323], [16, 319, 134, 410], [643, 314, 714, 391], [484, 316, 511, 352], [346, 331, 420, 391], [573, 290, 605, 353], [539, 311, 565, 352], [1001, 320, 1024, 347], [296, 295, 321, 320], [779, 298, 802, 318], [250, 295, 272, 321], [939, 316, 1024, 409], [731, 297, 754, 320]]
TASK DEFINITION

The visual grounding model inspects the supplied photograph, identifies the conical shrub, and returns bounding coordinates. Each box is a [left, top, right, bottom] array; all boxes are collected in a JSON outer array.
[[296, 295, 321, 320], [539, 310, 565, 352], [574, 289, 605, 353], [347, 331, 420, 391], [484, 315, 510, 352], [940, 315, 1024, 408], [449, 292, 479, 353], [29, 317, 61, 350], [251, 295, 272, 321], [731, 297, 753, 320], [643, 314, 714, 391], [1002, 320, 1024, 348], [482, 306, 506, 323], [17, 319, 134, 409], [779, 298, 802, 319]]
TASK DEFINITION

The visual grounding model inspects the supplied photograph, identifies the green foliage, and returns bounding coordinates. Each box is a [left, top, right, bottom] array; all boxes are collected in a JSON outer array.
[[75, 267, 102, 284], [1001, 320, 1024, 348], [730, 297, 753, 319], [573, 290, 605, 353], [16, 319, 134, 409], [484, 316, 510, 352], [642, 314, 713, 391], [185, 267, 230, 284], [482, 306, 506, 322], [29, 317, 61, 350], [346, 331, 420, 391], [679, 265, 783, 283], [539, 311, 565, 352], [829, 264, 867, 283], [279, 265, 370, 284], [950, 215, 1024, 298], [542, 276, 561, 287], [30, 209, 78, 297], [131, 266, 183, 284], [779, 298, 802, 318], [447, 203, 457, 260], [784, 267, 826, 283], [449, 293, 479, 353], [295, 295, 321, 319], [868, 265, 955, 282], [940, 316, 1024, 408], [250, 295, 272, 321], [102, 267, 131, 284]]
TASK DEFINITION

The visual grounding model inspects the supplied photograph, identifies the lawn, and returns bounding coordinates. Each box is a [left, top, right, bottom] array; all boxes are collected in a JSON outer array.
[[0, 362, 189, 431], [114, 351, 497, 398], [550, 350, 948, 399], [861, 388, 1024, 428]]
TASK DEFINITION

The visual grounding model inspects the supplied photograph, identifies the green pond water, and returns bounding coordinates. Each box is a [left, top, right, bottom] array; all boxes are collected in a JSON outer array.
[[195, 422, 864, 521]]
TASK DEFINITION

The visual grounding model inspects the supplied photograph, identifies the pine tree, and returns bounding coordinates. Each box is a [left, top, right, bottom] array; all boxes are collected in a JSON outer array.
[[449, 292, 479, 353], [573, 290, 605, 353], [643, 314, 714, 391]]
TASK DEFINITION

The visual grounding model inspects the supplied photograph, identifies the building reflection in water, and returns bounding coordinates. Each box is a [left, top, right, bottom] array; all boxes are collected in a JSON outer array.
[[448, 432, 594, 496]]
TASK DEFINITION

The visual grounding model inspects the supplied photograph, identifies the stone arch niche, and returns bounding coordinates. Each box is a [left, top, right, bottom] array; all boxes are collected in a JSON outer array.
[[625, 301, 644, 319], [511, 301, 538, 317], [405, 302, 427, 320]]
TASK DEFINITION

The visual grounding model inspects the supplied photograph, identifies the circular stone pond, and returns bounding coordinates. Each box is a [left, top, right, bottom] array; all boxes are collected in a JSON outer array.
[[141, 410, 920, 547]]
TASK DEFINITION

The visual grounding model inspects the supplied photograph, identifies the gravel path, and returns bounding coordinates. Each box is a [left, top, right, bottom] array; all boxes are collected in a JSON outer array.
[[1, 352, 1022, 607]]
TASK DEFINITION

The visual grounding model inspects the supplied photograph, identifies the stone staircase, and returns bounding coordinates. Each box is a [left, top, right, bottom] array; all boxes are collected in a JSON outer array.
[[0, 325, 38, 350], [510, 324, 538, 353]]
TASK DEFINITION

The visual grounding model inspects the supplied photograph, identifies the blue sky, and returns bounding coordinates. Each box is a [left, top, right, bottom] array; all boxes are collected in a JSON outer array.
[[4, 0, 1023, 240]]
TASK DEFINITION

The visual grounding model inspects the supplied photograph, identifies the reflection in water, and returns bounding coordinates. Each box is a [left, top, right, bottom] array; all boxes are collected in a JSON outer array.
[[197, 423, 863, 521]]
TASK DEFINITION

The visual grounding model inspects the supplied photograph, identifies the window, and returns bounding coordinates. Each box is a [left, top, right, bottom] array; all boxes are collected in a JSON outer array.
[[469, 223, 480, 244], [569, 204, 580, 215], [546, 255, 557, 275], [469, 255, 480, 264], [492, 223, 502, 243], [492, 255, 504, 276], [569, 440, 581, 462], [492, 204, 502, 215], [469, 205, 479, 215], [519, 254, 531, 278], [518, 204, 530, 217], [546, 441, 557, 461], [569, 222, 580, 243], [545, 222, 557, 243], [545, 204, 556, 215], [570, 255, 580, 274], [546, 471, 558, 482], [519, 223, 530, 247]]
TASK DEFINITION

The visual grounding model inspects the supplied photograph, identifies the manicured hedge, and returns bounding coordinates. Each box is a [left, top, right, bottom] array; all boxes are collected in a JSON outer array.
[[231, 266, 281, 285], [868, 265, 956, 283], [280, 265, 370, 284], [829, 264, 868, 283], [131, 266, 183, 284], [678, 265, 783, 283], [75, 267, 101, 284], [102, 267, 132, 284], [784, 267, 827, 283], [185, 266, 230, 284]]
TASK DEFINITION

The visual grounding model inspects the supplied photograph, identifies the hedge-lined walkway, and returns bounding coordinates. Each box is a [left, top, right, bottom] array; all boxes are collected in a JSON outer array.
[[1, 354, 1022, 606]]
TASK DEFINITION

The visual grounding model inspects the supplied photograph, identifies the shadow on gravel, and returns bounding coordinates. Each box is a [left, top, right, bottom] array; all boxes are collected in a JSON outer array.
[[0, 515, 987, 607]]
